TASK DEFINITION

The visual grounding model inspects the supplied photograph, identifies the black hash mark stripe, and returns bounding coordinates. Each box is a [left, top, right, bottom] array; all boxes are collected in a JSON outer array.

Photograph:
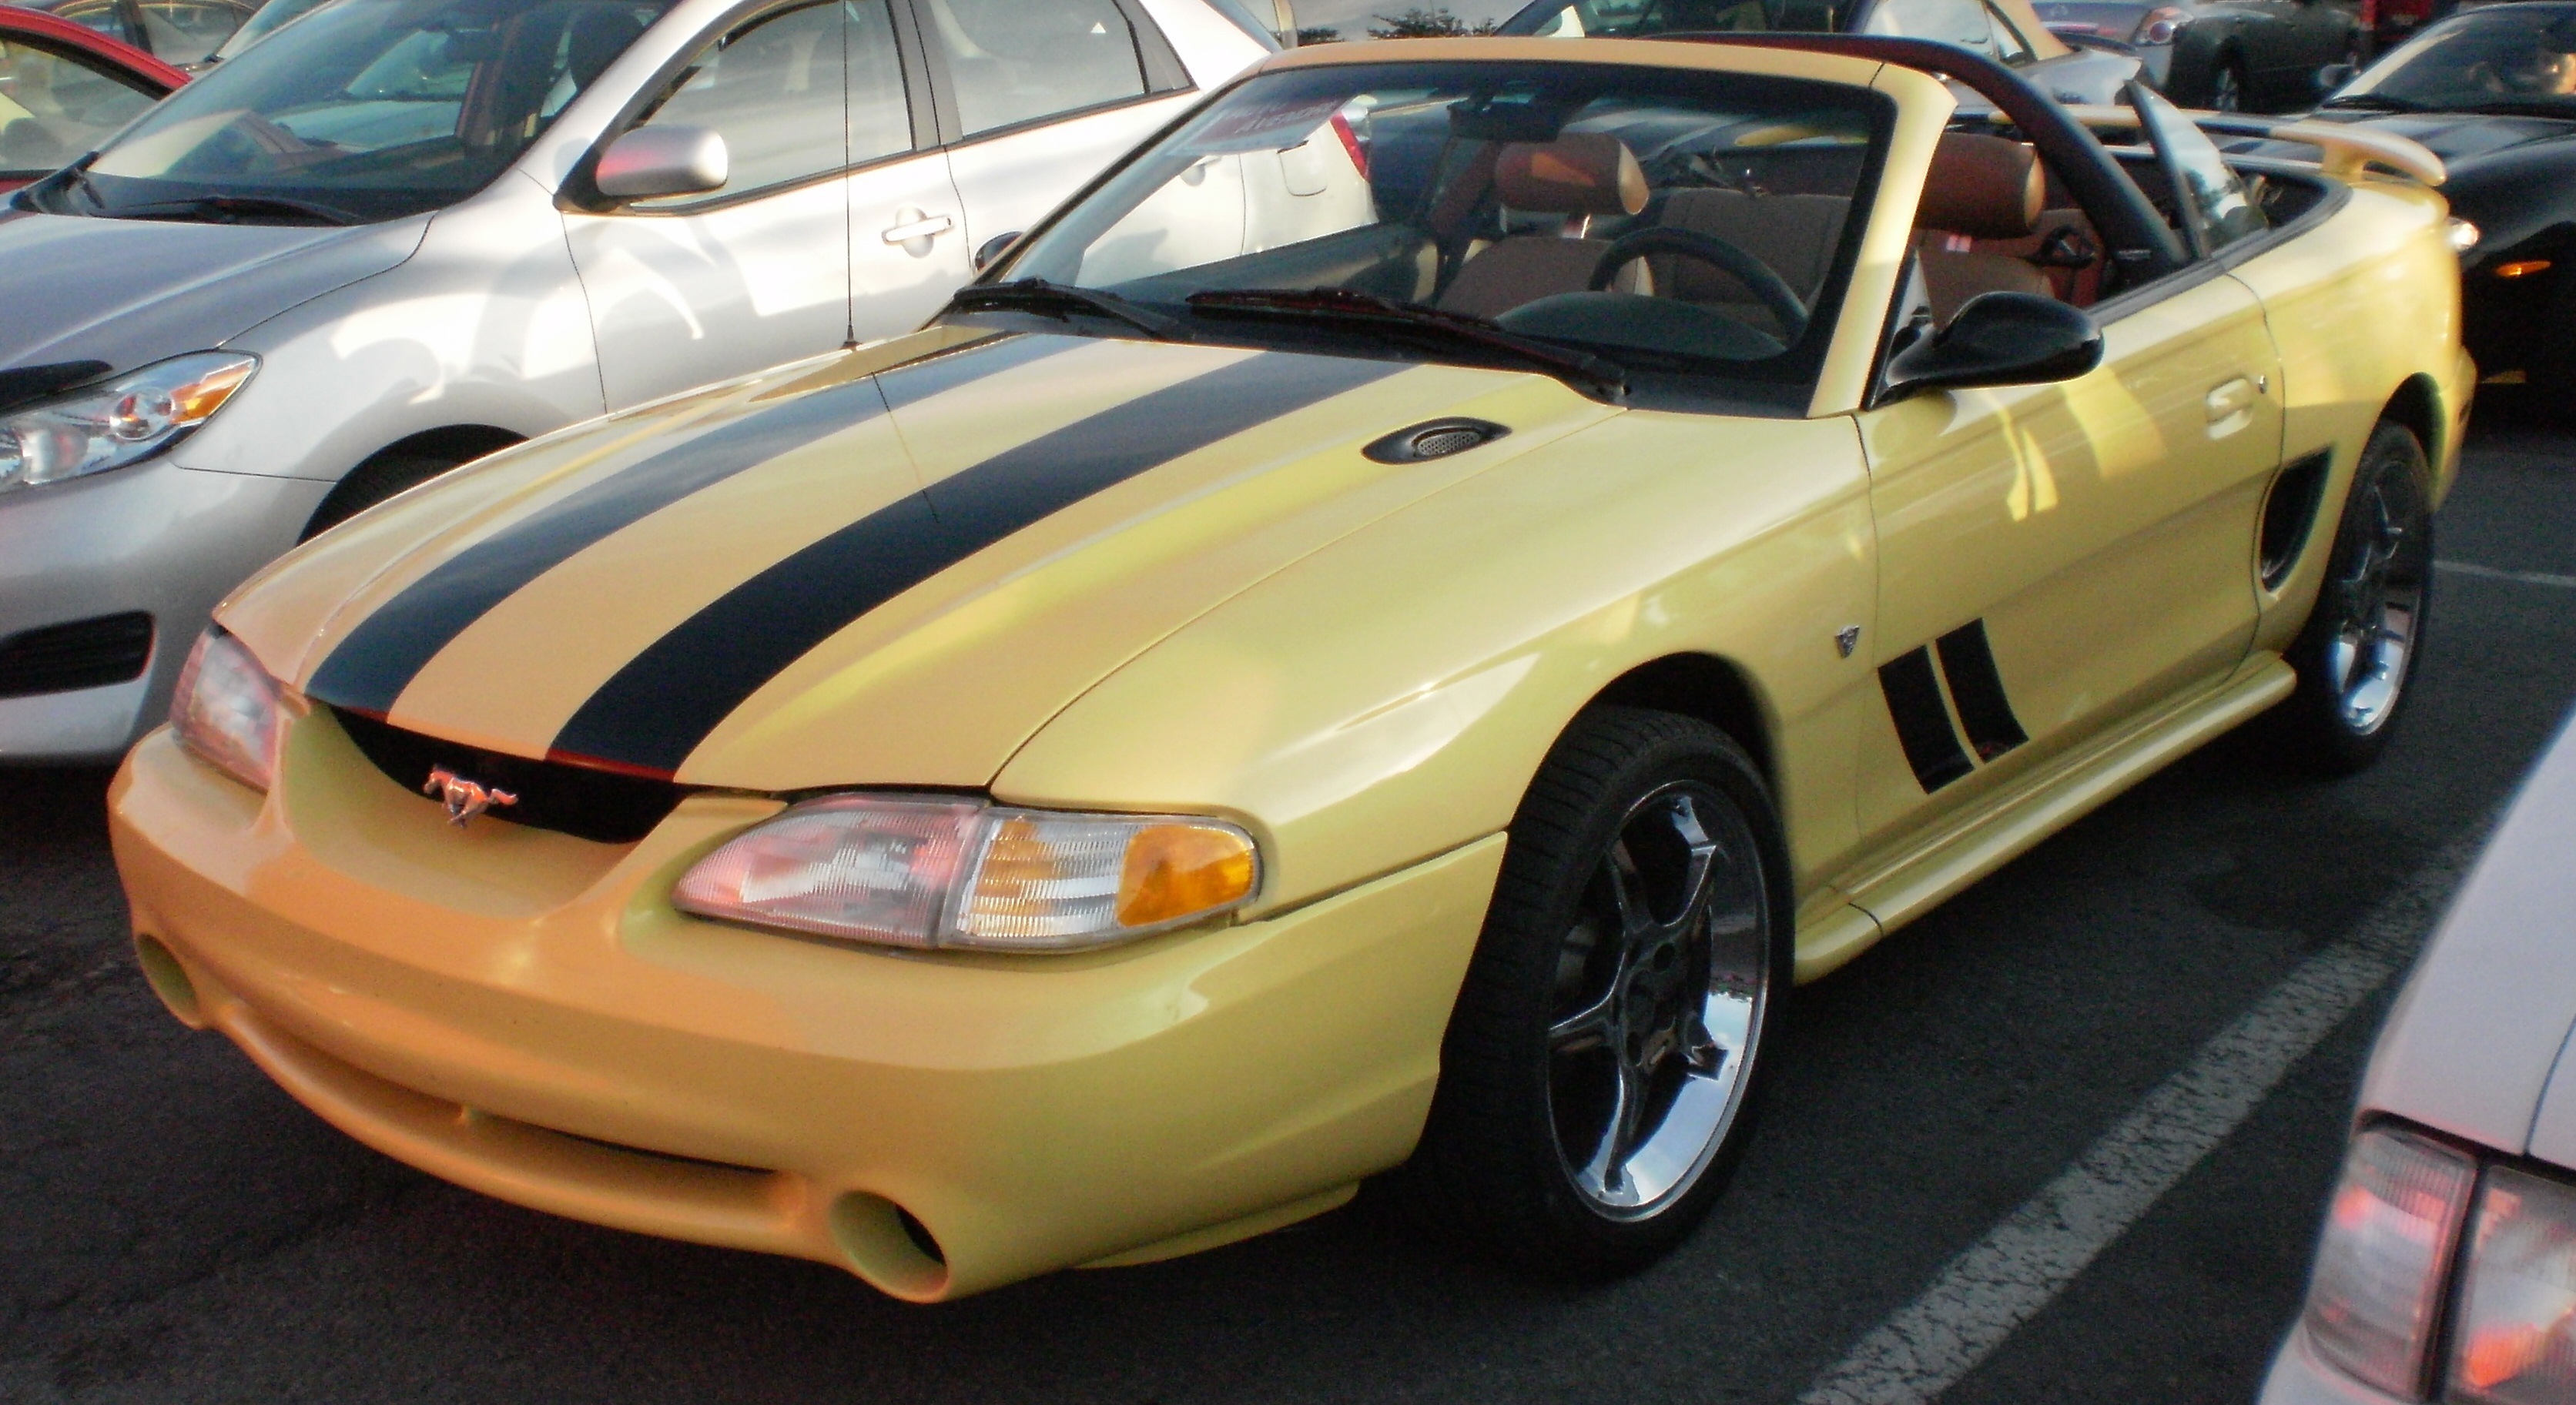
[[549, 350, 1410, 776], [305, 333, 1077, 715], [1879, 645, 1972, 793]]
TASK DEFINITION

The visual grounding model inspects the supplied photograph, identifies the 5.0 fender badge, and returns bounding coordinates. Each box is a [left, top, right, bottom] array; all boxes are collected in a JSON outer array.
[[1836, 625, 1861, 659], [425, 766, 518, 828]]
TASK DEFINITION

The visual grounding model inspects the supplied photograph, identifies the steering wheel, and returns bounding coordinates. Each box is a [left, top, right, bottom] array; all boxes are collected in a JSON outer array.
[[1589, 226, 1809, 344]]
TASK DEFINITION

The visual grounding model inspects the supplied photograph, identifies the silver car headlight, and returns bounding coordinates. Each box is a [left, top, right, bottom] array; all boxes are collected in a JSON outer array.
[[171, 630, 286, 792], [674, 794, 1260, 953], [0, 353, 257, 496]]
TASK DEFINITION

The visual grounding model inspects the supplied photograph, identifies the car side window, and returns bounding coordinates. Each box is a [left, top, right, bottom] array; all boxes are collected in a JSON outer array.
[[2129, 82, 2268, 256], [628, 0, 859, 207], [136, 0, 255, 64], [919, 0, 1148, 137], [0, 38, 156, 175], [49, 0, 139, 49], [1861, 0, 2002, 59]]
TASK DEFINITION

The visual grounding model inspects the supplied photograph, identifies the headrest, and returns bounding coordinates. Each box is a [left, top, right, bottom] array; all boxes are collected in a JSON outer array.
[[1917, 132, 2044, 240], [1496, 134, 1647, 217]]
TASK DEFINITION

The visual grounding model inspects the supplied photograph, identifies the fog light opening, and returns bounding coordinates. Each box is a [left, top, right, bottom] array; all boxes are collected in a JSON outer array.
[[828, 1193, 950, 1301], [133, 932, 203, 1027]]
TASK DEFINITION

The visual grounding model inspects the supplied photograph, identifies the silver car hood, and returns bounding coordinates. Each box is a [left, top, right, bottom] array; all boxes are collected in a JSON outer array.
[[2360, 713, 2576, 1163], [0, 206, 426, 381]]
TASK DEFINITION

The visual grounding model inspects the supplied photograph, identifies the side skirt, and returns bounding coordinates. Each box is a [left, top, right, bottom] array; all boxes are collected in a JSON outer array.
[[1794, 654, 2296, 982]]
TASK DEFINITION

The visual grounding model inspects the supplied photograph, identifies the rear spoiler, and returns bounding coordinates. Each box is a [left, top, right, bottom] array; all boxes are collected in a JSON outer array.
[[2055, 105, 2448, 186]]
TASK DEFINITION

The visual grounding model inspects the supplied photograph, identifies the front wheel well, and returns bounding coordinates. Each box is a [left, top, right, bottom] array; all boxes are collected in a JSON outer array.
[[1586, 653, 1776, 794], [300, 425, 524, 540]]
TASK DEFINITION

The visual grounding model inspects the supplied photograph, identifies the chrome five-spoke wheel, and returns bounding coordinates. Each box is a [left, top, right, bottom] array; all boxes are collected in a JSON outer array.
[[2268, 420, 2434, 774], [1547, 781, 1768, 1217], [1402, 706, 1785, 1275]]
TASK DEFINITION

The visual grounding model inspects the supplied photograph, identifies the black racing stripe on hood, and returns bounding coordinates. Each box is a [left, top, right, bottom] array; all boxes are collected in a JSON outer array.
[[304, 333, 1076, 715], [548, 350, 1410, 777]]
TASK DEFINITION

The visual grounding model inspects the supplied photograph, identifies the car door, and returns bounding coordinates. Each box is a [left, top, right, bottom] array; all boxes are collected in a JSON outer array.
[[568, 0, 945, 408], [910, 0, 1201, 269], [1848, 111, 2283, 844], [846, 0, 968, 344]]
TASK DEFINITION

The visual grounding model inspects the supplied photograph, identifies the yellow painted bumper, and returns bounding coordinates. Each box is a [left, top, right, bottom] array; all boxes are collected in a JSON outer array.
[[109, 720, 1502, 1300]]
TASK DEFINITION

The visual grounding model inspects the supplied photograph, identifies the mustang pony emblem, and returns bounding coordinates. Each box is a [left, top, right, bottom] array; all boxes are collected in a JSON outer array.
[[424, 767, 518, 828]]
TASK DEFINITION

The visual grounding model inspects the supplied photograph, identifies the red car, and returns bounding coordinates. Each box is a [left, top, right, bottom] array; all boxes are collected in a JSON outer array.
[[0, 5, 183, 193]]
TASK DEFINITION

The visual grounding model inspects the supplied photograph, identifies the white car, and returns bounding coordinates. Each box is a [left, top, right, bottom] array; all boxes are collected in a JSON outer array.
[[0, 0, 1281, 762], [2266, 711, 2576, 1404]]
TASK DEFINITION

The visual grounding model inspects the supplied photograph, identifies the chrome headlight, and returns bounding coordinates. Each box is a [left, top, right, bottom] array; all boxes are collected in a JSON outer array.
[[0, 353, 257, 496], [171, 630, 286, 792], [674, 794, 1260, 953]]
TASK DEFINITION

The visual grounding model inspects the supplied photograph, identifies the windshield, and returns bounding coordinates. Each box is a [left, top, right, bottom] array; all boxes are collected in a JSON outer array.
[[213, 0, 340, 62], [990, 60, 1890, 403], [49, 0, 673, 222], [2336, 3, 2576, 115], [1499, 0, 1857, 37]]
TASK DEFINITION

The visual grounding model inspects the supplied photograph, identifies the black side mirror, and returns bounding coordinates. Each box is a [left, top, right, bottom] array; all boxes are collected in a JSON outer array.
[[973, 232, 1024, 273], [1881, 292, 2103, 402]]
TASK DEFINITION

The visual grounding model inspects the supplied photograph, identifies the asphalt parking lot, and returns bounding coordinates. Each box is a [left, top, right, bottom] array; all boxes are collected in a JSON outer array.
[[5, 396, 2574, 1405]]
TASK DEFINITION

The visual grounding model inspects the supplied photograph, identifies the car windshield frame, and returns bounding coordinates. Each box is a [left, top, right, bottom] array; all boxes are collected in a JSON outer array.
[[22, 0, 677, 223], [975, 58, 1898, 413], [2333, 2, 2576, 118]]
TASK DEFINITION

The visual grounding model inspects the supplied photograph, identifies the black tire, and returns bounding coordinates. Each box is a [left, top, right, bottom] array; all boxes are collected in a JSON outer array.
[[300, 453, 465, 541], [2208, 49, 2249, 112], [1396, 706, 1790, 1276], [2262, 421, 2434, 775], [2529, 270, 2576, 422]]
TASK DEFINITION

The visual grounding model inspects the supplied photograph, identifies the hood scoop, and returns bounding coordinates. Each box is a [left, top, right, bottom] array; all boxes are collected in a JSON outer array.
[[1365, 418, 1511, 464]]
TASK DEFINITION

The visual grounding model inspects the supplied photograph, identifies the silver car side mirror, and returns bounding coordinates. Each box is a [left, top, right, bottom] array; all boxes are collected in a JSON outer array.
[[595, 125, 729, 201]]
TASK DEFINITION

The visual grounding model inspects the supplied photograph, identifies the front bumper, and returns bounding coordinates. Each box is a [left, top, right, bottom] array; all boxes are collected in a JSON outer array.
[[0, 459, 330, 764], [109, 714, 1502, 1300]]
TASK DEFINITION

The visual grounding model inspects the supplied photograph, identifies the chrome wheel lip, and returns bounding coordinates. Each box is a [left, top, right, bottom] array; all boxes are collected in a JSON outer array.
[[1546, 778, 1770, 1221], [2325, 469, 2428, 738]]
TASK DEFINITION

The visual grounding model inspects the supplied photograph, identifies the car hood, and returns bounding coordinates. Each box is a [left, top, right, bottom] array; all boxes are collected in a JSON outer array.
[[2360, 711, 2576, 1166], [2298, 109, 2576, 163], [0, 206, 425, 383], [219, 327, 1615, 794]]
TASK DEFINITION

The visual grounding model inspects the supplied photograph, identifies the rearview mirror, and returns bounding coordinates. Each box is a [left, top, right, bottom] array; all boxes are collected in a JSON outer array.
[[2316, 60, 2359, 90], [596, 126, 729, 201], [973, 231, 1023, 272], [1881, 293, 2103, 402]]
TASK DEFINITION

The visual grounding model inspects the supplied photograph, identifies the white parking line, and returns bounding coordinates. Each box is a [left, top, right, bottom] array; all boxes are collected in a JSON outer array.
[[1797, 827, 2489, 1405], [2438, 560, 2576, 590]]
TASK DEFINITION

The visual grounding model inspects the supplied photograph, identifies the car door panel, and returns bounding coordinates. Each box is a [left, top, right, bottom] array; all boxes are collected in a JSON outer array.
[[1854, 268, 2282, 843]]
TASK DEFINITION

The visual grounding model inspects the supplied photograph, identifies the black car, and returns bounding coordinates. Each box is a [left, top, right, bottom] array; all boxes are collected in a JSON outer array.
[[2250, 1, 2576, 400], [1496, 0, 2147, 102], [2032, 0, 2366, 110]]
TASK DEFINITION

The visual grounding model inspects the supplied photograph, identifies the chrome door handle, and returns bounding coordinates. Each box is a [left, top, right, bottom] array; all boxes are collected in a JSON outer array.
[[883, 212, 954, 244]]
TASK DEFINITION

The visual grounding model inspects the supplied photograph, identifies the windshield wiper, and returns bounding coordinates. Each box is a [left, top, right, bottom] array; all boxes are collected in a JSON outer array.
[[99, 193, 363, 226], [2319, 93, 2424, 112], [1183, 288, 1628, 403], [2450, 99, 2576, 119], [943, 279, 1193, 342]]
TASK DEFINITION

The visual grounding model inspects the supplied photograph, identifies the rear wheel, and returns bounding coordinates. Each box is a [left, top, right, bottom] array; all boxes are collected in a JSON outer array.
[[1398, 707, 1787, 1276], [2209, 52, 2249, 111], [2263, 422, 2434, 774]]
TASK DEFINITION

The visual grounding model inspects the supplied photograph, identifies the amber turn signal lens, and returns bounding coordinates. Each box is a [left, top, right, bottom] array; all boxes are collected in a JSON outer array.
[[2494, 260, 2554, 279], [1117, 824, 1257, 929]]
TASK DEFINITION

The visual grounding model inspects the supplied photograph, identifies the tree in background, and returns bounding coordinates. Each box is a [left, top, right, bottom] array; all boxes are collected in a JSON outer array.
[[1297, 24, 1344, 40], [1367, 5, 1502, 36]]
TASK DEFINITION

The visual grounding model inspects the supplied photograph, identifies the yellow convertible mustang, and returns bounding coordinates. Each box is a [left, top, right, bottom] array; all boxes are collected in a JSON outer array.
[[110, 32, 2471, 1300]]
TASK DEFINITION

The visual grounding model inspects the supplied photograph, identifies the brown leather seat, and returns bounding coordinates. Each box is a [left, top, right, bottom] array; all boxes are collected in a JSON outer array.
[[1436, 132, 1649, 321], [1914, 132, 2055, 324]]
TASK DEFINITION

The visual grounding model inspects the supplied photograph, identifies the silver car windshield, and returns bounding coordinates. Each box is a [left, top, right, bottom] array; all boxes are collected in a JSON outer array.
[[993, 61, 1891, 397], [52, 0, 674, 222]]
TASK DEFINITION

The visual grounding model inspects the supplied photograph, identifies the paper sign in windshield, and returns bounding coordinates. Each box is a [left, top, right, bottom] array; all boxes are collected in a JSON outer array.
[[1191, 94, 1345, 153]]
